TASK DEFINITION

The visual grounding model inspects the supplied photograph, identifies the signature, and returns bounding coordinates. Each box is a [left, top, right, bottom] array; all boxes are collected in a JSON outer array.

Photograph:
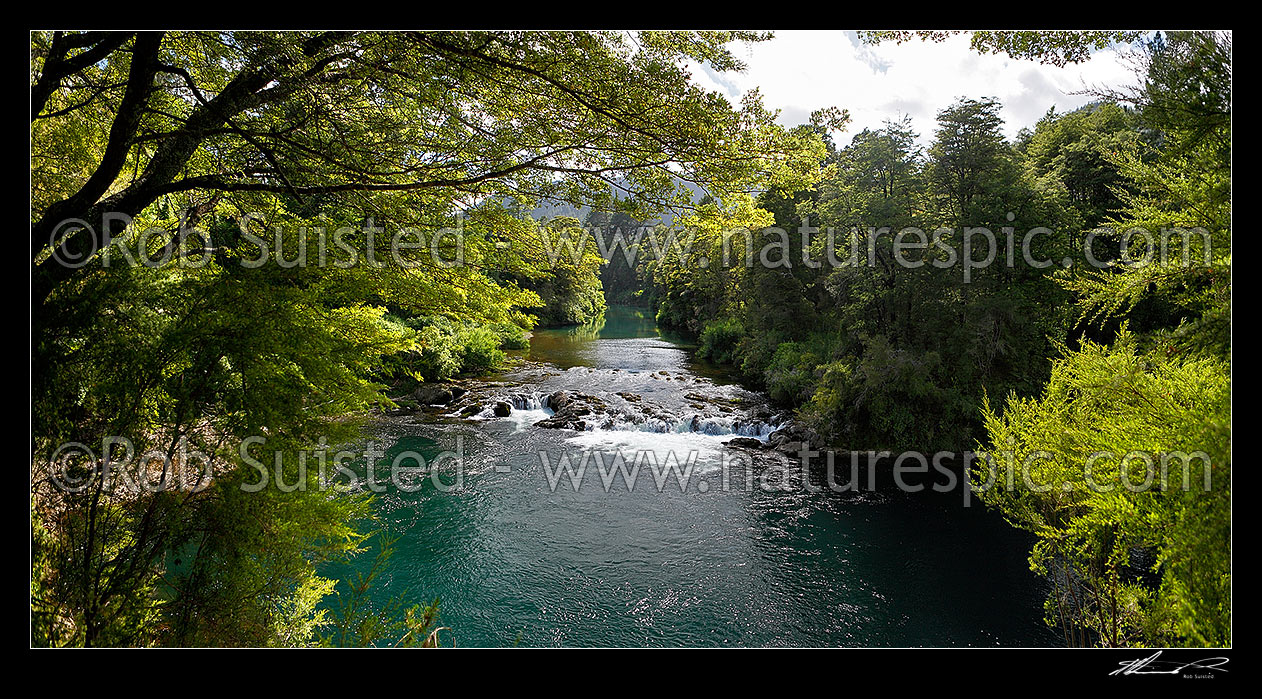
[[1110, 651, 1229, 676]]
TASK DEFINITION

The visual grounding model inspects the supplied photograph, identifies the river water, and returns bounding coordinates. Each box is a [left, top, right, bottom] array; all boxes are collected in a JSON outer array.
[[328, 306, 1058, 647]]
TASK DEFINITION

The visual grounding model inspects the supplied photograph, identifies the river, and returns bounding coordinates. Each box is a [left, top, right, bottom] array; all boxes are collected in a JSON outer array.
[[326, 305, 1058, 647]]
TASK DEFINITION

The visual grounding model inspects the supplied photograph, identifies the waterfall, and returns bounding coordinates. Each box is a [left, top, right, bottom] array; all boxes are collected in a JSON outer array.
[[586, 413, 778, 439]]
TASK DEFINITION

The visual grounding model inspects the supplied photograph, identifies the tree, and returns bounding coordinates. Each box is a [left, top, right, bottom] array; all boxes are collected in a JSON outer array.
[[1019, 102, 1140, 231], [972, 31, 1231, 647], [584, 207, 651, 305], [927, 97, 1018, 226], [516, 216, 608, 326], [1069, 31, 1231, 359], [976, 330, 1230, 647]]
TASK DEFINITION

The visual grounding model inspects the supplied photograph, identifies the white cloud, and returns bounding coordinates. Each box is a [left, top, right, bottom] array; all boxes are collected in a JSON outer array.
[[688, 30, 1138, 146]]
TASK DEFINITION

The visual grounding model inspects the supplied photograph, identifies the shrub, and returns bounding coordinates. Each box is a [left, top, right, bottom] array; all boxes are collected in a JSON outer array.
[[763, 341, 820, 404], [698, 316, 744, 365], [489, 321, 529, 350], [415, 325, 461, 382], [455, 327, 505, 373]]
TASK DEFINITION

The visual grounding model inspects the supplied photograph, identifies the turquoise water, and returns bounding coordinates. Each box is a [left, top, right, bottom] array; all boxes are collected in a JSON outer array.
[[327, 306, 1057, 647]]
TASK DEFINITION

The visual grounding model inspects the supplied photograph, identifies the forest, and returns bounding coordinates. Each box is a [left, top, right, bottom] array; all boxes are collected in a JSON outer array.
[[30, 30, 1229, 648]]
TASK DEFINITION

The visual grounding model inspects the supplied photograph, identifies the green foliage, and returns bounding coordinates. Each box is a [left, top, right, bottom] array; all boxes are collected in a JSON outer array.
[[585, 208, 653, 305], [976, 332, 1229, 647], [456, 326, 506, 373], [1019, 102, 1140, 230], [697, 317, 745, 365], [154, 458, 375, 647], [1060, 35, 1231, 361], [801, 335, 976, 453], [971, 30, 1231, 648], [927, 98, 1025, 226], [30, 27, 1229, 649], [643, 32, 1230, 649], [763, 339, 826, 405], [412, 323, 463, 383], [323, 533, 446, 648], [489, 321, 530, 350], [512, 217, 609, 327], [382, 314, 526, 385], [859, 30, 1145, 67], [656, 104, 1071, 451]]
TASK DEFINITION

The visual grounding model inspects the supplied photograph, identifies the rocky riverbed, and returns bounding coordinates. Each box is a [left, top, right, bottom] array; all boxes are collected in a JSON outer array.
[[380, 359, 836, 459]]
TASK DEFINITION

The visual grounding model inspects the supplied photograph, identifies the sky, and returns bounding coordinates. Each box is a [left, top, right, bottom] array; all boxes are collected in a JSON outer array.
[[687, 31, 1140, 146]]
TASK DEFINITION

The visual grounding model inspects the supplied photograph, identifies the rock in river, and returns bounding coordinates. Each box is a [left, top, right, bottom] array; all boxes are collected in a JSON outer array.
[[723, 437, 766, 450], [414, 383, 454, 405]]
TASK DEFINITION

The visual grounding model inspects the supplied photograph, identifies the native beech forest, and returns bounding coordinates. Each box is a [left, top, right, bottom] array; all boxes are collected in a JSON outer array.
[[30, 30, 1229, 648]]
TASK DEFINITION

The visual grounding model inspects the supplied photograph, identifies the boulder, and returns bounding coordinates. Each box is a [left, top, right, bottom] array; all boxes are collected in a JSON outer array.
[[768, 424, 827, 455], [534, 415, 587, 430], [536, 391, 609, 430], [723, 437, 766, 450], [493, 401, 512, 417], [546, 390, 571, 411], [414, 384, 454, 405]]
